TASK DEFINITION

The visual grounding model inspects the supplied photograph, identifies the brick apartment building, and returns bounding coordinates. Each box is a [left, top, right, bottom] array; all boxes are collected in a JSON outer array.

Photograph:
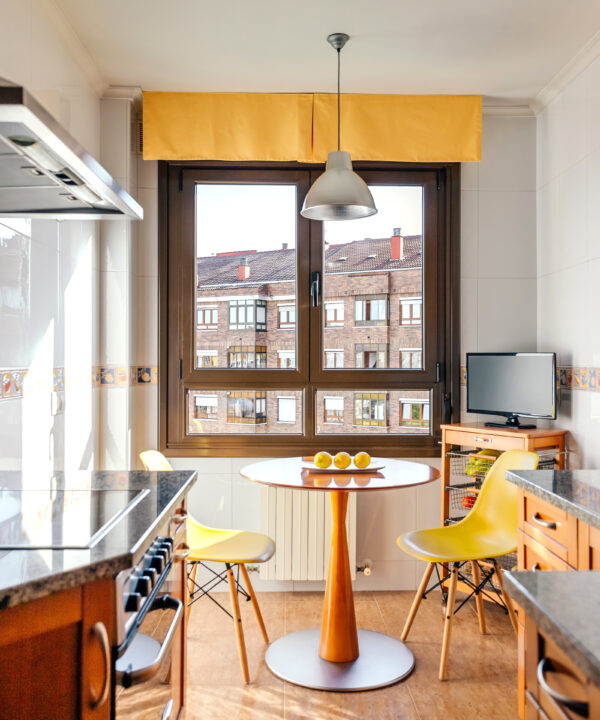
[[188, 230, 429, 436]]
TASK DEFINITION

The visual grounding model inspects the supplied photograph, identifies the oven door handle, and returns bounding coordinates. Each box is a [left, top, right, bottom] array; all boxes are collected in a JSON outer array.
[[117, 595, 183, 688]]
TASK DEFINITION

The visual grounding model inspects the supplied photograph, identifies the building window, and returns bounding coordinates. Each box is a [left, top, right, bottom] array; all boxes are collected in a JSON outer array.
[[228, 345, 267, 368], [400, 399, 430, 427], [355, 343, 388, 369], [324, 349, 344, 368], [197, 305, 218, 329], [228, 299, 267, 330], [400, 298, 422, 325], [277, 350, 295, 368], [400, 349, 422, 369], [278, 304, 295, 329], [324, 301, 345, 327], [354, 393, 388, 427], [194, 394, 218, 420], [324, 396, 344, 423], [355, 295, 388, 326], [197, 350, 218, 368], [277, 396, 296, 423], [227, 391, 267, 424]]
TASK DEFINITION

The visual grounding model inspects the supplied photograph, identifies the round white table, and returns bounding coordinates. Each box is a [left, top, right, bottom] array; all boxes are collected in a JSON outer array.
[[240, 457, 440, 691]]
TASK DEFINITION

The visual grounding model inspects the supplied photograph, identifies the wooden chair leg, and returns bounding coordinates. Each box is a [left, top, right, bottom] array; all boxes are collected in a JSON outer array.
[[239, 563, 269, 644], [439, 562, 458, 680], [471, 561, 487, 634], [401, 562, 435, 642], [226, 563, 250, 683], [494, 564, 518, 634]]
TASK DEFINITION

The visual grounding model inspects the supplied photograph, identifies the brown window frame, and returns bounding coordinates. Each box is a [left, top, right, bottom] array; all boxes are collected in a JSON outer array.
[[197, 305, 218, 330], [159, 161, 460, 457], [400, 349, 422, 369], [354, 392, 388, 427], [355, 294, 388, 327], [227, 345, 267, 369], [400, 298, 422, 325], [324, 301, 345, 327], [278, 304, 295, 329], [400, 400, 430, 428]]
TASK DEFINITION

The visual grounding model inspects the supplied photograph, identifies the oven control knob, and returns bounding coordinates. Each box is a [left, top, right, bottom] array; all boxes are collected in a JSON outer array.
[[159, 536, 174, 548], [125, 592, 142, 612], [134, 575, 152, 597], [150, 553, 165, 573], [142, 567, 157, 587], [157, 542, 172, 559]]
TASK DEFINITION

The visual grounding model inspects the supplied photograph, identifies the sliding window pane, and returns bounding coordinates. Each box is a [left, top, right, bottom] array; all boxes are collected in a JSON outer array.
[[195, 184, 297, 369], [321, 186, 423, 370]]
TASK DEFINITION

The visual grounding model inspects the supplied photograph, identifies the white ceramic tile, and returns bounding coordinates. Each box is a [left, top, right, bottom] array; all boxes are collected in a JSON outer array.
[[587, 55, 600, 156], [461, 278, 477, 360], [479, 116, 536, 192], [134, 188, 158, 277], [99, 219, 132, 273], [355, 559, 417, 591], [586, 149, 600, 262], [97, 387, 130, 470], [558, 159, 588, 270], [137, 158, 158, 190], [536, 106, 550, 190], [460, 190, 478, 278], [477, 278, 536, 353], [460, 161, 478, 192], [100, 99, 131, 181], [187, 474, 232, 528], [556, 70, 589, 177], [130, 385, 158, 466], [29, 234, 59, 368], [356, 487, 417, 563], [99, 270, 130, 365], [132, 275, 158, 365], [0, 399, 23, 470], [585, 393, 600, 468], [478, 191, 536, 278], [542, 97, 562, 186], [232, 475, 263, 533], [586, 258, 600, 367]]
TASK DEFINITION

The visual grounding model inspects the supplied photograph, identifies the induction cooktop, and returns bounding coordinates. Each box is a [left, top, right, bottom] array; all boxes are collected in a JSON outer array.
[[0, 488, 150, 550]]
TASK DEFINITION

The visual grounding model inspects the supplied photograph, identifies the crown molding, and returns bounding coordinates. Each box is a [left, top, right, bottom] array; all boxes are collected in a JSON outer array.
[[103, 86, 143, 112], [482, 104, 534, 117], [40, 0, 107, 98], [534, 28, 600, 114]]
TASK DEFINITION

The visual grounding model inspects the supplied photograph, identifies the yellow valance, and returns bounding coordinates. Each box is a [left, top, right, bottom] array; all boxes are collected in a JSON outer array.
[[143, 92, 481, 163]]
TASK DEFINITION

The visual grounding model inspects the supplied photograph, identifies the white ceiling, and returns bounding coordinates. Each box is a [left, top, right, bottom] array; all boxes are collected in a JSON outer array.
[[55, 0, 600, 105]]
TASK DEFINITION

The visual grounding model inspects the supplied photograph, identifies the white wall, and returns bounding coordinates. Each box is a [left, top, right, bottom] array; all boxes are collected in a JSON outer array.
[[536, 56, 600, 467], [133, 113, 537, 591], [0, 0, 100, 472]]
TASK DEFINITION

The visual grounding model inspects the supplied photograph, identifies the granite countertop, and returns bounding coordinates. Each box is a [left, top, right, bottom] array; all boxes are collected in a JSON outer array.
[[506, 469, 600, 529], [505, 570, 600, 686], [0, 469, 197, 610]]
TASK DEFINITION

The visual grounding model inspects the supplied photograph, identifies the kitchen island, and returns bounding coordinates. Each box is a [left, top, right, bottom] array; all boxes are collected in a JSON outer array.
[[0, 469, 197, 720]]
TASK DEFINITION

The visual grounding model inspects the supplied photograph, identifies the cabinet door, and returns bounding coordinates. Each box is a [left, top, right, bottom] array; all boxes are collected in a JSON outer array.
[[521, 492, 578, 566], [81, 580, 114, 720], [577, 522, 600, 570]]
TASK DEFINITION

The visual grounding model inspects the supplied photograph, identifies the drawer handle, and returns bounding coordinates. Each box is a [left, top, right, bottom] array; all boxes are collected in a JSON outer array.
[[169, 510, 188, 535], [532, 512, 557, 530], [531, 562, 541, 572], [537, 658, 589, 718], [473, 436, 492, 443], [173, 542, 191, 562], [89, 621, 110, 710]]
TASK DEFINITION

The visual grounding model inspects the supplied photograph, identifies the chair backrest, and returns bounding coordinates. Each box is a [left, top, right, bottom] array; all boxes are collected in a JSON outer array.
[[140, 450, 173, 471], [463, 449, 538, 539]]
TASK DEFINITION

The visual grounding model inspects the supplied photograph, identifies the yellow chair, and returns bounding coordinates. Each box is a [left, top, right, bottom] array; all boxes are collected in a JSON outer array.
[[140, 450, 275, 683], [397, 449, 539, 680]]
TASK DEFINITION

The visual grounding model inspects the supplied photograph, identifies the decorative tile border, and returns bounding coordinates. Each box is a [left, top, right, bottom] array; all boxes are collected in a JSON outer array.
[[460, 365, 600, 392], [0, 365, 158, 400]]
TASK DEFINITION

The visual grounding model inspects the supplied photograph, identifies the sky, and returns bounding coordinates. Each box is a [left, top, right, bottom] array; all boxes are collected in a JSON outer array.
[[195, 183, 423, 256]]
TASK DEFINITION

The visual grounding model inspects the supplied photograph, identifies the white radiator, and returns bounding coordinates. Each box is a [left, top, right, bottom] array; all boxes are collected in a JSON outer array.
[[260, 487, 357, 581]]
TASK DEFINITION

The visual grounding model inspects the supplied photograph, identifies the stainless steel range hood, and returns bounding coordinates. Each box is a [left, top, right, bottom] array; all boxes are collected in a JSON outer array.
[[0, 79, 143, 220]]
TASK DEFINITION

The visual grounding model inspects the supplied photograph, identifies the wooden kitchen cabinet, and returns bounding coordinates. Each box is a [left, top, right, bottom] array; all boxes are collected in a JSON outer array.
[[0, 578, 114, 720]]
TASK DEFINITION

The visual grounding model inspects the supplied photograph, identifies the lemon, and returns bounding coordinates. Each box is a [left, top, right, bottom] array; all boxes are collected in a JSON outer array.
[[314, 451, 332, 469], [354, 452, 371, 469], [333, 451, 352, 470]]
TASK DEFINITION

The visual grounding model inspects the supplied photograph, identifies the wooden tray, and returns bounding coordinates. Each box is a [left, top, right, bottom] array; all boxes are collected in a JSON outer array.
[[302, 463, 385, 474]]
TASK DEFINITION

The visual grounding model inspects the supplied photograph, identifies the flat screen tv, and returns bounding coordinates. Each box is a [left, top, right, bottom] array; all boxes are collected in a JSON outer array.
[[466, 352, 557, 428]]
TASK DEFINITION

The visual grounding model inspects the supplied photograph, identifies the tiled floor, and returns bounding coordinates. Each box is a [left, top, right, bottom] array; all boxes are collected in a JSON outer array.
[[184, 589, 518, 720]]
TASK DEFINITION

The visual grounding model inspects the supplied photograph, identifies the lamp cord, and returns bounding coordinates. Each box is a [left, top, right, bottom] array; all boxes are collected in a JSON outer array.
[[337, 48, 341, 152]]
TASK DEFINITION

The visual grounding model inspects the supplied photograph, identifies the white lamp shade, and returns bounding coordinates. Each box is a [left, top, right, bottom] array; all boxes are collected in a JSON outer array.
[[301, 151, 377, 221]]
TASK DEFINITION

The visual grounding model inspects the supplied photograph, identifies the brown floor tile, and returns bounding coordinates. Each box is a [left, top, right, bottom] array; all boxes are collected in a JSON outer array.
[[184, 590, 518, 720]]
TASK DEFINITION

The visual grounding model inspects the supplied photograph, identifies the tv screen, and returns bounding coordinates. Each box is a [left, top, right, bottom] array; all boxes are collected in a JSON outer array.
[[467, 353, 556, 427]]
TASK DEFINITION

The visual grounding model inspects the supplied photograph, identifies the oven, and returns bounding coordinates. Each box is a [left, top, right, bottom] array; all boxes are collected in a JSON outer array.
[[112, 509, 189, 720]]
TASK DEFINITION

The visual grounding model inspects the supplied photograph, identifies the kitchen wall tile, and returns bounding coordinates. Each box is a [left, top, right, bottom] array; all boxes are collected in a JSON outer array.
[[556, 69, 589, 177], [461, 278, 478, 360], [588, 55, 600, 155], [478, 116, 536, 192], [558, 160, 588, 270], [187, 474, 233, 528], [134, 188, 158, 277], [586, 149, 600, 262], [460, 161, 478, 192], [100, 99, 131, 182], [171, 456, 234, 477], [137, 158, 158, 190], [355, 559, 417, 591], [97, 386, 130, 470], [537, 177, 560, 277], [460, 190, 478, 278], [478, 191, 536, 278], [0, 397, 22, 469], [477, 278, 537, 353], [99, 270, 130, 366], [99, 220, 131, 273], [356, 487, 417, 563], [132, 275, 158, 365], [232, 474, 263, 533]]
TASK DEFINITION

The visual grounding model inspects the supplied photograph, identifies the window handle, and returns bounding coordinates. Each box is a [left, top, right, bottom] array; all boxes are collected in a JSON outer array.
[[311, 272, 320, 308]]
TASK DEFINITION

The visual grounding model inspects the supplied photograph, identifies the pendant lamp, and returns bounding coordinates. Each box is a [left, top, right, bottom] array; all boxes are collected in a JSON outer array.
[[301, 33, 377, 221]]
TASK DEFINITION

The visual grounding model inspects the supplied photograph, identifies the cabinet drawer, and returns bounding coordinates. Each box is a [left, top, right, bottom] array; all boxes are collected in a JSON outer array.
[[444, 429, 525, 450], [519, 531, 572, 571], [522, 493, 578, 565], [537, 636, 589, 720]]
